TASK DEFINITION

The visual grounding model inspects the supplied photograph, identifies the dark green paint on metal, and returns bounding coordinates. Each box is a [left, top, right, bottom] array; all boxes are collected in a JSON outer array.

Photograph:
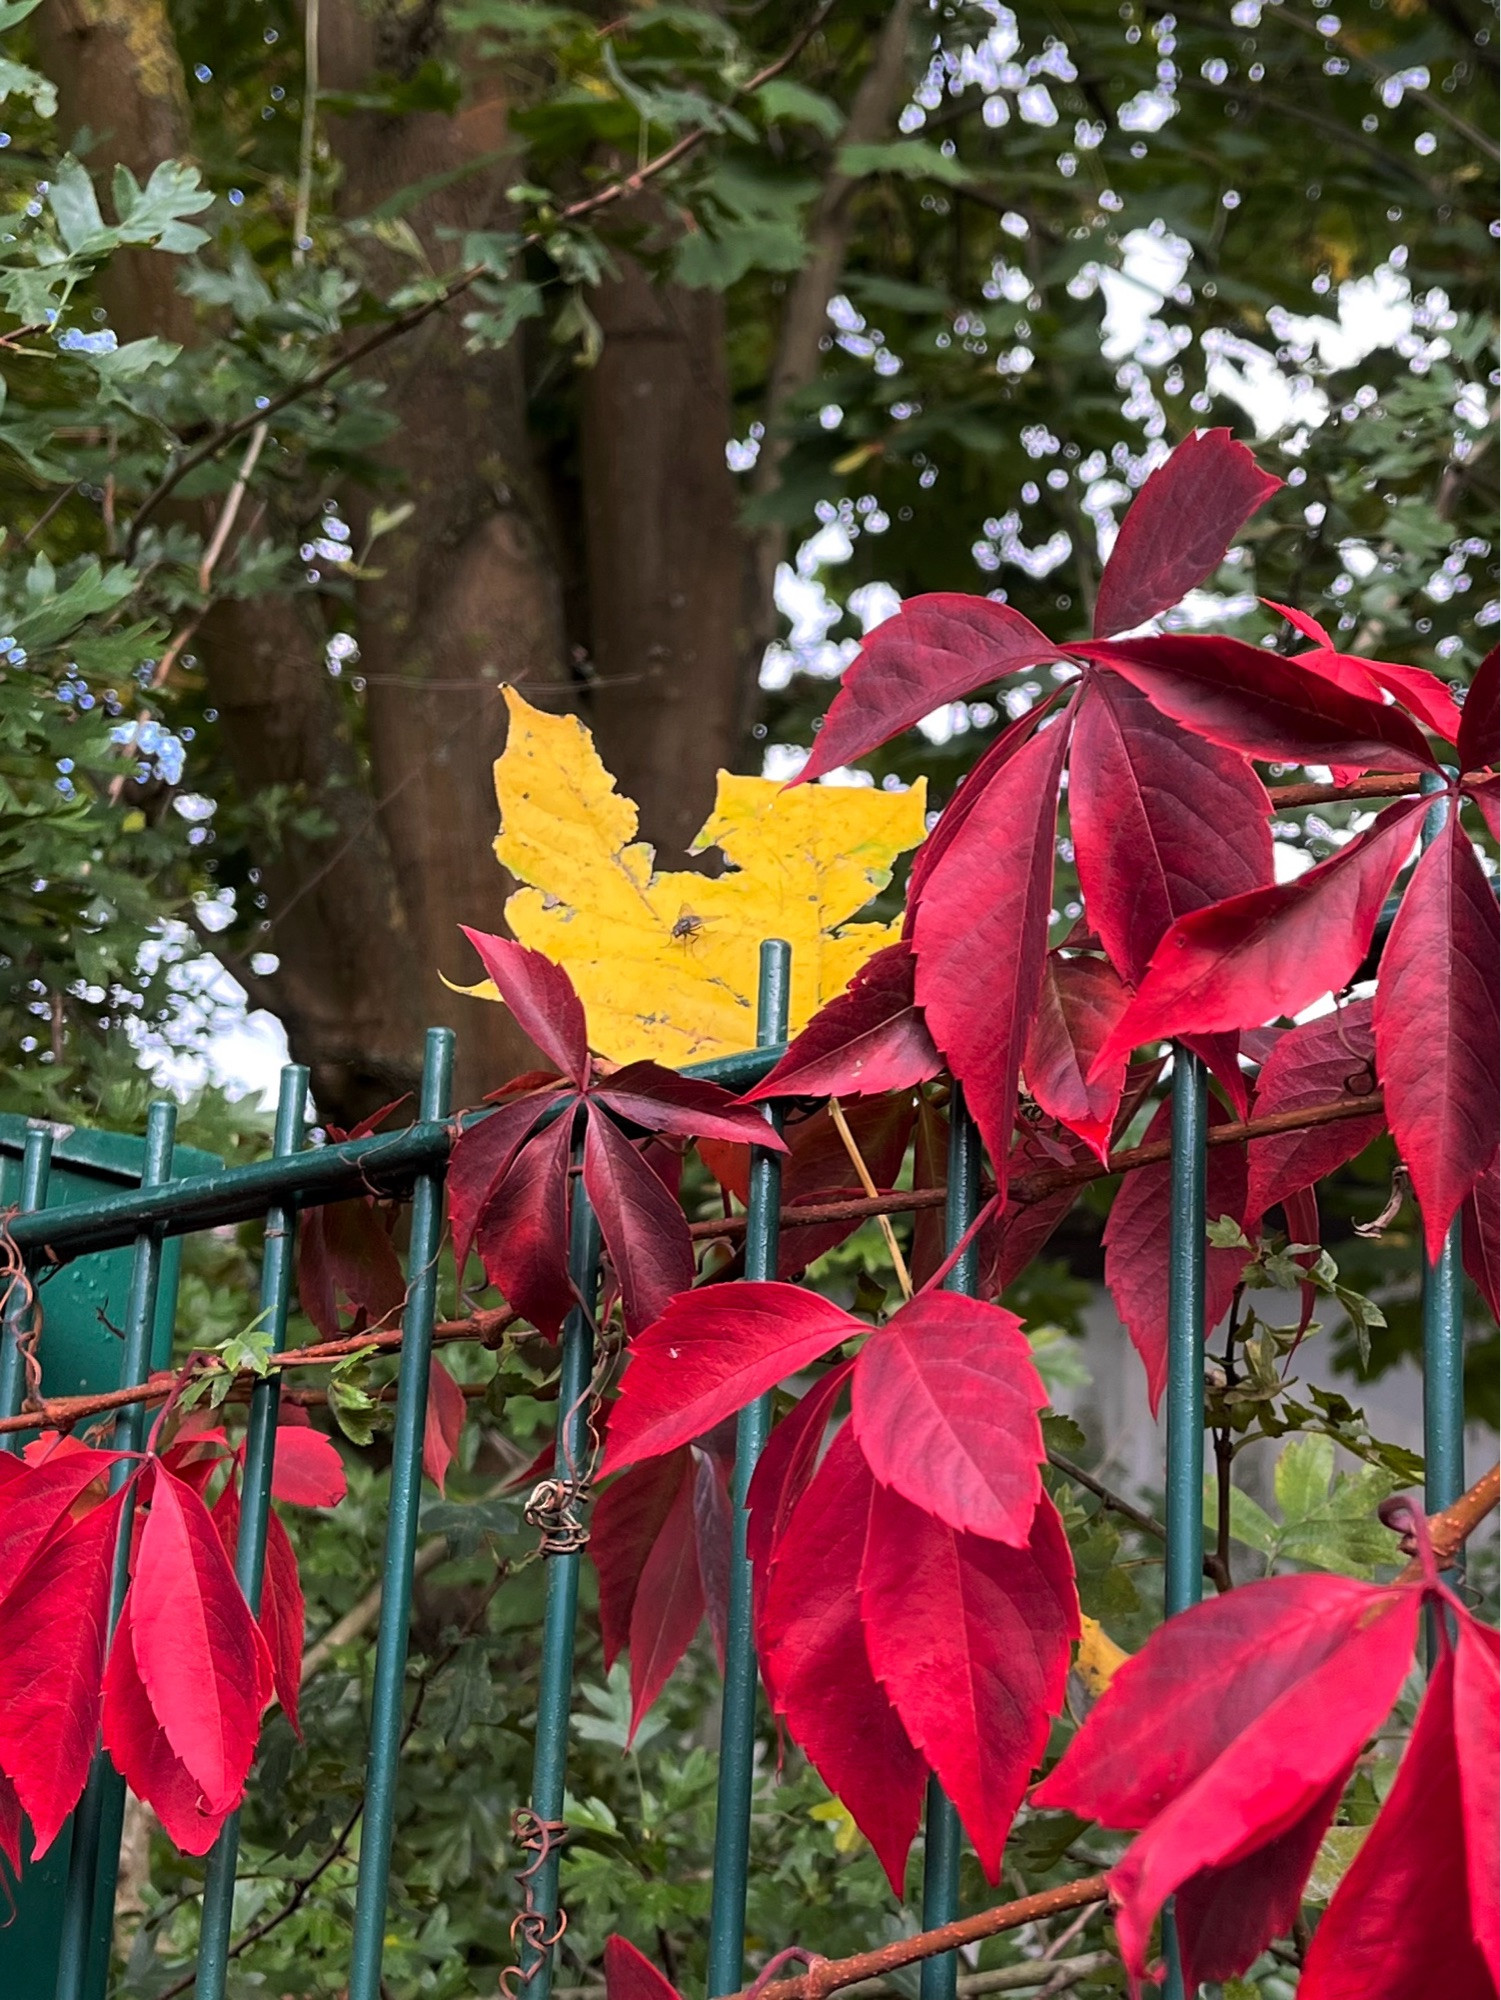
[[1162, 1049, 1208, 2000], [918, 1083, 981, 2000], [55, 1100, 179, 2000], [348, 1030, 455, 2000], [519, 1154, 603, 2000], [707, 940, 792, 1998], [195, 1066, 310, 2000]]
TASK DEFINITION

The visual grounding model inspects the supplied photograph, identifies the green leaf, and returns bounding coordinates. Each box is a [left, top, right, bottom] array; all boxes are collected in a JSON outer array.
[[1203, 1476, 1280, 1557], [1304, 1825, 1369, 1904], [757, 79, 844, 139], [837, 141, 972, 188], [0, 50, 55, 117], [1207, 1214, 1253, 1250], [1275, 1433, 1335, 1524], [463, 279, 545, 350], [47, 159, 105, 255]]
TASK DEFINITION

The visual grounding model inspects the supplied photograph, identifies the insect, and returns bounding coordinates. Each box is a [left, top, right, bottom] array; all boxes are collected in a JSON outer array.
[[669, 908, 706, 949]]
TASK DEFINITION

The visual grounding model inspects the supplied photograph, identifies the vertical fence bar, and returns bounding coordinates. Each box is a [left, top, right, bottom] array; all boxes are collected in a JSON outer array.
[[518, 1159, 602, 2000], [917, 1083, 982, 2000], [347, 1029, 454, 2000], [55, 1100, 178, 2000], [195, 1065, 310, 2000], [706, 939, 792, 1998], [1, 1122, 54, 1444], [1160, 1047, 1208, 2000]]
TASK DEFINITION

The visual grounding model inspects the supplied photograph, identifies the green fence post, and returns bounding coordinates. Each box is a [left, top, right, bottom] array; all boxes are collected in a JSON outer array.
[[0, 1123, 55, 1442], [55, 1100, 178, 2000], [517, 1157, 603, 1998], [1161, 1047, 1208, 2000], [195, 1065, 310, 2000], [918, 1083, 982, 2000], [706, 939, 792, 1998], [347, 1029, 455, 2000]]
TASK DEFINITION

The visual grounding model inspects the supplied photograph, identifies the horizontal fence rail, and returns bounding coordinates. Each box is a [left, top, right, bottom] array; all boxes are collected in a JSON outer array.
[[0, 918, 1476, 2000]]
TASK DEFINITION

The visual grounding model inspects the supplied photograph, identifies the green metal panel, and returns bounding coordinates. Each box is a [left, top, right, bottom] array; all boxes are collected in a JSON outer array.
[[0, 1113, 220, 2000]]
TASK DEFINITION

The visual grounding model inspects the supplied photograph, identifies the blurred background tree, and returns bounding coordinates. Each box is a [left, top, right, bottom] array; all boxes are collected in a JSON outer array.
[[1, 0, 1493, 1125]]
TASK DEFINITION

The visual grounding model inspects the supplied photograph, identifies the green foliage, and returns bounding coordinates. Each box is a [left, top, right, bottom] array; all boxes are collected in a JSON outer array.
[[1206, 1434, 1405, 1578]]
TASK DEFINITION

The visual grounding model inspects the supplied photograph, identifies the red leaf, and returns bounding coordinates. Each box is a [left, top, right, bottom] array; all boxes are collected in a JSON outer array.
[[745, 1362, 853, 1616], [297, 1199, 407, 1343], [460, 928, 589, 1085], [776, 1095, 917, 1278], [0, 1486, 126, 1858], [584, 1105, 696, 1337], [1244, 1000, 1385, 1224], [1299, 1616, 1496, 2000], [603, 1283, 852, 1472], [1093, 430, 1282, 637], [691, 1446, 733, 1669], [1096, 796, 1426, 1065], [260, 1507, 306, 1738], [130, 1466, 272, 1813], [0, 1448, 126, 1606], [860, 1484, 1077, 1881], [624, 1452, 705, 1738], [798, 595, 1070, 782], [742, 943, 940, 1101], [1075, 634, 1440, 773], [850, 1293, 1045, 1543], [423, 1357, 467, 1496], [905, 695, 1064, 917], [448, 1090, 561, 1276], [1468, 772, 1500, 841], [593, 1064, 788, 1148], [758, 1423, 928, 1891], [0, 1769, 19, 1877], [1331, 654, 1462, 745], [1102, 1096, 1248, 1413], [603, 1934, 682, 2000], [1458, 644, 1497, 775], [1181, 1031, 1251, 1121], [270, 1424, 346, 1508], [1462, 1153, 1499, 1321], [103, 1588, 233, 1856], [1375, 813, 1501, 1258], [1262, 598, 1333, 650], [1035, 1574, 1423, 1994], [474, 1110, 577, 1337], [1069, 673, 1273, 987], [1024, 953, 1132, 1161], [593, 1452, 692, 1667], [912, 710, 1073, 1180]]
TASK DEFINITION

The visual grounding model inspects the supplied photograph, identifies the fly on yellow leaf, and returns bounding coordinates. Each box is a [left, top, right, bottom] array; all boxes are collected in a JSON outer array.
[[464, 687, 926, 1067]]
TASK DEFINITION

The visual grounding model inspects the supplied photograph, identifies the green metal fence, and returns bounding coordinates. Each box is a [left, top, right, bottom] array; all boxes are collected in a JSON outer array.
[[0, 934, 1468, 2000]]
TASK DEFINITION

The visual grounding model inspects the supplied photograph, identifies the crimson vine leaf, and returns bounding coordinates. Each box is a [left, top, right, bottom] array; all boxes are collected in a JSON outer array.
[[473, 1108, 578, 1337], [798, 595, 1069, 783], [1091, 428, 1282, 638], [759, 1421, 929, 1891], [583, 1102, 696, 1336], [297, 1197, 406, 1344], [859, 1481, 1077, 1882], [744, 1361, 853, 1617], [849, 1293, 1046, 1544], [742, 941, 939, 1101], [1103, 1096, 1248, 1412], [1068, 672, 1273, 989], [448, 1089, 558, 1276], [1094, 795, 1428, 1065], [103, 1587, 233, 1855], [423, 1357, 468, 1495], [1299, 1614, 1498, 2000], [1462, 1152, 1500, 1320], [1457, 643, 1497, 776], [603, 1933, 683, 2000], [269, 1422, 347, 1508], [1243, 1000, 1385, 1226], [912, 710, 1073, 1180], [593, 1452, 690, 1671], [460, 927, 590, 1085], [1033, 1573, 1425, 1994], [620, 1453, 704, 1740], [1373, 811, 1501, 1257], [0, 1485, 128, 1857], [1023, 952, 1132, 1162]]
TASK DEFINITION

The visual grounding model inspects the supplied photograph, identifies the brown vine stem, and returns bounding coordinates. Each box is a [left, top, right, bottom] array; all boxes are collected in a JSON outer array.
[[687, 1089, 1385, 1242], [124, 0, 839, 551], [1396, 1461, 1500, 1582], [738, 1876, 1112, 2000]]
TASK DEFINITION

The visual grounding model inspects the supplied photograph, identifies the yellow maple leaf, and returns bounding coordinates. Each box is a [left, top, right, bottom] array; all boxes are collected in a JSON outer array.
[[1073, 1614, 1131, 1699], [470, 687, 925, 1067]]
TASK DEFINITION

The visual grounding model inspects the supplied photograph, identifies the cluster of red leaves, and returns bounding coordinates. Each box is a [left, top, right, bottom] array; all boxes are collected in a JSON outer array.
[[447, 933, 783, 1338], [0, 1409, 345, 1866], [1035, 1524, 1497, 1998], [603, 1282, 1077, 1889]]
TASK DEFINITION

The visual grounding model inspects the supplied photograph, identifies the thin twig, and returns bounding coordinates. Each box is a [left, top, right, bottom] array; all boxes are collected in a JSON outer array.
[[1396, 1461, 1500, 1582], [828, 1097, 912, 1299], [293, 0, 321, 265], [196, 422, 269, 595], [124, 0, 838, 550]]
